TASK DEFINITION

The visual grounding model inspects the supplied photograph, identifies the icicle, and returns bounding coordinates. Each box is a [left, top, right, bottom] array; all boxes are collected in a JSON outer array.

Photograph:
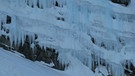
[[17, 31, 21, 47], [40, 0, 46, 9], [45, 0, 54, 8], [28, 33, 32, 44], [92, 55, 95, 70], [42, 0, 47, 8], [31, 42, 35, 51], [0, 18, 1, 36], [6, 15, 26, 48], [80, 3, 89, 26], [28, 32, 35, 44], [26, 0, 33, 7], [87, 56, 92, 69], [9, 34, 13, 47], [9, 16, 16, 47], [21, 31, 26, 46], [127, 60, 131, 70], [32, 0, 37, 8], [1, 15, 6, 25], [110, 63, 124, 76], [66, 0, 79, 24]]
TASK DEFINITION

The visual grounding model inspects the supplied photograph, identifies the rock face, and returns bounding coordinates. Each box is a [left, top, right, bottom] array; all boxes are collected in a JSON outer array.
[[0, 14, 65, 70], [0, 0, 135, 76], [111, 0, 131, 6], [0, 34, 65, 70]]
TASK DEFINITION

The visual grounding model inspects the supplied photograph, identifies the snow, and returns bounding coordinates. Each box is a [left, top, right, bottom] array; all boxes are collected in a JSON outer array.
[[0, 0, 135, 76], [64, 54, 95, 76], [0, 48, 95, 76], [95, 65, 109, 76], [0, 48, 70, 76]]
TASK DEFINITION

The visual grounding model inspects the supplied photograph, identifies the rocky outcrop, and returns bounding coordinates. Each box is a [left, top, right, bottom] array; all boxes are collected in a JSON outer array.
[[0, 34, 65, 70], [0, 14, 66, 70], [111, 0, 131, 6]]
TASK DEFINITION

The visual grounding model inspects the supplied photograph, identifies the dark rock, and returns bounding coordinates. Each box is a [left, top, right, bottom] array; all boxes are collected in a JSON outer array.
[[112, 15, 116, 19], [111, 0, 131, 6], [6, 15, 11, 24], [37, 0, 40, 8], [26, 0, 29, 6], [57, 17, 64, 21], [61, 18, 65, 21], [118, 37, 125, 46], [124, 61, 135, 76], [31, 4, 34, 8], [57, 17, 61, 20], [34, 34, 38, 40], [55, 1, 59, 7], [91, 37, 95, 44]]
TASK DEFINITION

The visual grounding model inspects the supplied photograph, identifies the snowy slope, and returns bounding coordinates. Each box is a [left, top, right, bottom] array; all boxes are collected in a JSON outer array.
[[0, 0, 135, 76], [0, 48, 96, 76], [0, 48, 70, 76]]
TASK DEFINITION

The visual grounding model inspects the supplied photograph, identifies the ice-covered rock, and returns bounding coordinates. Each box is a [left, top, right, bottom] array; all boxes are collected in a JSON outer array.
[[0, 0, 135, 76]]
